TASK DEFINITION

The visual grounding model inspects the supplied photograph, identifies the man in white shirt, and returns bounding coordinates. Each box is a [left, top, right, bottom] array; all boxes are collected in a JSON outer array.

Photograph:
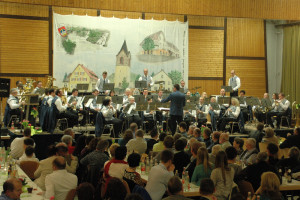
[[228, 70, 241, 97], [10, 127, 31, 159], [45, 156, 77, 200], [180, 80, 188, 93], [67, 88, 86, 126], [89, 89, 100, 125], [95, 71, 110, 93], [126, 129, 147, 154], [138, 68, 154, 90]]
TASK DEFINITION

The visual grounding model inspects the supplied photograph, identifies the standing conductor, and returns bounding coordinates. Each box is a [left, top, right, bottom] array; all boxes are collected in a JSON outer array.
[[161, 84, 186, 135], [228, 70, 241, 97]]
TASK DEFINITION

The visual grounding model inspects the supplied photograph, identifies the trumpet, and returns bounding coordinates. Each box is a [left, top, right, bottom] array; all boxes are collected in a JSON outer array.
[[275, 95, 289, 106]]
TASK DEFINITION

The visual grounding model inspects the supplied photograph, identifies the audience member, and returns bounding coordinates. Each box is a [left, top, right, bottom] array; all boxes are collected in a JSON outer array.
[[202, 128, 212, 148], [146, 150, 175, 200], [277, 146, 300, 172], [210, 151, 235, 200], [193, 128, 203, 142], [45, 156, 77, 200], [240, 138, 258, 165], [209, 144, 222, 164], [104, 177, 128, 200], [126, 129, 147, 154], [17, 146, 39, 165], [233, 137, 244, 155], [80, 137, 99, 159], [55, 143, 78, 174], [173, 138, 190, 177], [249, 122, 264, 144], [153, 133, 167, 152], [187, 125, 196, 138], [253, 172, 283, 200], [146, 129, 158, 154], [162, 176, 192, 200], [73, 135, 86, 157], [191, 147, 214, 186], [10, 127, 33, 159], [237, 152, 278, 191], [18, 138, 36, 160], [219, 132, 231, 150], [225, 146, 242, 177], [186, 141, 202, 180], [262, 128, 279, 145], [109, 143, 120, 160], [80, 135, 95, 157], [173, 133, 182, 143], [80, 139, 110, 170], [198, 178, 217, 200], [179, 122, 188, 138], [130, 122, 138, 138], [207, 131, 221, 152], [61, 135, 75, 154], [118, 129, 134, 146], [104, 146, 128, 179], [123, 153, 146, 191], [0, 178, 22, 200], [154, 135, 174, 163], [267, 142, 279, 166], [76, 182, 95, 200], [279, 127, 300, 149]]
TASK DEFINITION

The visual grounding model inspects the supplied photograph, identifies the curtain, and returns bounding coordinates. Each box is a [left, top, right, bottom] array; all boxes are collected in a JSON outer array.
[[282, 25, 300, 104]]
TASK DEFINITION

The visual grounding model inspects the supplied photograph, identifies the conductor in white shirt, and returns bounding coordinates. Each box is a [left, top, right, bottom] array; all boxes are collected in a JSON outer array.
[[96, 71, 110, 93], [228, 70, 241, 97], [45, 156, 77, 200], [138, 68, 154, 90]]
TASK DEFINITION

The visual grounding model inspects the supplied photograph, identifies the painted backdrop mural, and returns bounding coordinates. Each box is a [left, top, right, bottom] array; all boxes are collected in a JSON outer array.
[[53, 13, 189, 93]]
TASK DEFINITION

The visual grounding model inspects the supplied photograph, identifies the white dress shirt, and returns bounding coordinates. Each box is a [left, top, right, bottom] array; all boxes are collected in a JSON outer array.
[[228, 75, 241, 91], [7, 95, 20, 109], [10, 137, 26, 159], [96, 77, 110, 92], [104, 161, 128, 179], [47, 96, 54, 107], [44, 169, 77, 200], [102, 105, 116, 121], [55, 97, 67, 112]]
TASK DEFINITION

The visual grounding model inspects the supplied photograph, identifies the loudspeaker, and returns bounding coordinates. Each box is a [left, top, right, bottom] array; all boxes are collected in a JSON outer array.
[[0, 78, 10, 98]]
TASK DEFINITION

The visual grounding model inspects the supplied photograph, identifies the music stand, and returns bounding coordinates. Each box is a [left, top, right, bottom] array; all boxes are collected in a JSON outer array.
[[83, 95, 94, 104], [221, 86, 233, 93], [210, 102, 220, 110], [112, 96, 123, 104], [204, 98, 210, 105], [135, 81, 147, 89], [96, 96, 106, 104], [103, 83, 114, 91], [218, 97, 230, 105], [184, 102, 195, 110], [179, 88, 184, 93], [238, 97, 246, 105], [261, 98, 272, 108]]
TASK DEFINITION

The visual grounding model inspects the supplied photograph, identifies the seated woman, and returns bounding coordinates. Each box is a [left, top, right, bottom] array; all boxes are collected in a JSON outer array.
[[277, 147, 300, 172], [210, 151, 235, 200], [217, 98, 241, 131], [102, 97, 123, 137], [120, 96, 142, 128], [118, 129, 134, 146], [262, 127, 279, 145], [191, 147, 214, 186], [123, 153, 147, 191], [253, 172, 283, 200]]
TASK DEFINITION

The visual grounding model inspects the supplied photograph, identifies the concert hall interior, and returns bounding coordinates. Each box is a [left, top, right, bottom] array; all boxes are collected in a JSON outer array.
[[0, 1, 300, 200]]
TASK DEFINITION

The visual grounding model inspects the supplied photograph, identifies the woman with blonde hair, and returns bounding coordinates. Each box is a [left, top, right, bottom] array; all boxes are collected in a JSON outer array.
[[191, 147, 214, 186], [252, 172, 283, 200], [262, 127, 279, 144]]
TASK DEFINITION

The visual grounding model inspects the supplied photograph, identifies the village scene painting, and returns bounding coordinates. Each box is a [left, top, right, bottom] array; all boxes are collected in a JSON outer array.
[[53, 14, 188, 93]]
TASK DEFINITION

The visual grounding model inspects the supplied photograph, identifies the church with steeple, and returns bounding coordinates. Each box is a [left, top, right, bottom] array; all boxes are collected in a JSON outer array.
[[114, 40, 131, 89]]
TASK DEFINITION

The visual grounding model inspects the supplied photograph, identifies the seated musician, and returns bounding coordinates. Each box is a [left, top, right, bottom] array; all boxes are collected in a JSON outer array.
[[183, 92, 196, 127], [201, 92, 208, 99], [67, 89, 87, 126], [216, 88, 229, 110], [253, 93, 269, 123], [39, 89, 49, 128], [15, 80, 23, 95], [89, 89, 100, 125], [32, 81, 43, 95], [101, 98, 122, 137], [143, 97, 155, 132], [121, 96, 142, 128], [49, 89, 78, 132], [3, 88, 25, 127], [217, 98, 241, 131], [156, 90, 164, 125], [196, 96, 208, 128], [122, 88, 131, 106], [142, 88, 149, 102], [208, 97, 221, 131], [239, 90, 251, 122], [266, 92, 290, 128]]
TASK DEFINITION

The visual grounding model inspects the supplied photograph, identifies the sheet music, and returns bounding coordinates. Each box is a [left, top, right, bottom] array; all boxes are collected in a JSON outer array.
[[192, 110, 196, 117], [117, 104, 122, 110], [77, 96, 85, 107], [127, 105, 133, 114], [85, 98, 93, 108]]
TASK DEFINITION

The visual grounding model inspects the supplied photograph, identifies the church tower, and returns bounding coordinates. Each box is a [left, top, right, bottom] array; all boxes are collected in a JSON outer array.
[[114, 40, 131, 89]]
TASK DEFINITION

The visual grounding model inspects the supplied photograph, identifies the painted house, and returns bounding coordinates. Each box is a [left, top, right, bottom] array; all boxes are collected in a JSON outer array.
[[67, 64, 98, 91], [152, 69, 173, 91]]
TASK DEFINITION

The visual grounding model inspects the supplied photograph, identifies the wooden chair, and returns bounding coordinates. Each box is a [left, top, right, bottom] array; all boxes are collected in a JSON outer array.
[[259, 142, 268, 153], [19, 161, 39, 180], [65, 189, 76, 200]]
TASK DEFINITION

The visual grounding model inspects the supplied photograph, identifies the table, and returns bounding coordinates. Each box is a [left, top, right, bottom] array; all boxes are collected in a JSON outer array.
[[0, 165, 44, 200], [280, 177, 300, 191]]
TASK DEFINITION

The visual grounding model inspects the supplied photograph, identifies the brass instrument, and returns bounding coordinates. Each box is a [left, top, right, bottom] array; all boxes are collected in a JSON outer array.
[[275, 94, 290, 106], [292, 101, 300, 127], [45, 76, 56, 89], [18, 78, 36, 111]]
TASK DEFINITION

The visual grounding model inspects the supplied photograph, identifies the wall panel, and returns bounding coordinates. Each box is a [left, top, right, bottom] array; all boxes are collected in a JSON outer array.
[[0, 18, 49, 74], [145, 13, 184, 22], [227, 18, 265, 57], [226, 59, 266, 97], [189, 29, 224, 77], [188, 16, 224, 27], [188, 79, 223, 97], [100, 10, 142, 19], [53, 6, 97, 16], [0, 1, 48, 17]]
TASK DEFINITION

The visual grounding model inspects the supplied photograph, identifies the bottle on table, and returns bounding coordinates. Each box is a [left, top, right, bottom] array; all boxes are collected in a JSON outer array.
[[247, 192, 252, 200], [175, 170, 179, 177], [287, 169, 292, 183], [278, 169, 283, 184], [141, 161, 146, 175]]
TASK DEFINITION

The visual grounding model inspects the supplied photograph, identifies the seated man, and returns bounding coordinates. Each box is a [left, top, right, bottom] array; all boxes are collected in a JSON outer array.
[[239, 90, 251, 122], [0, 178, 22, 200], [240, 138, 258, 165], [173, 139, 190, 177], [219, 132, 232, 150], [196, 96, 208, 128], [266, 92, 290, 128], [10, 127, 32, 159], [89, 89, 100, 125], [45, 156, 77, 200], [146, 150, 175, 200], [280, 127, 300, 149], [163, 176, 192, 200], [121, 96, 142, 129], [3, 88, 25, 127], [67, 88, 87, 126], [146, 129, 158, 154], [143, 97, 156, 132], [153, 132, 167, 153], [217, 98, 241, 131], [126, 129, 147, 154], [178, 122, 188, 138], [208, 97, 221, 131]]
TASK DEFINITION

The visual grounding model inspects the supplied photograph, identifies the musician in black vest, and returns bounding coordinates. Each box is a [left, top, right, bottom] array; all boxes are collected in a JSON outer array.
[[89, 89, 100, 125], [3, 88, 25, 127], [196, 96, 208, 128], [67, 89, 87, 126], [161, 84, 186, 135], [228, 70, 241, 97], [138, 68, 154, 90]]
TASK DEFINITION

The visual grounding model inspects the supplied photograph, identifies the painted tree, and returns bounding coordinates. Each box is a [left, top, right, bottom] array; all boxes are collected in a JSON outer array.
[[135, 74, 141, 81], [121, 77, 129, 89], [142, 38, 155, 53], [168, 70, 182, 85], [62, 39, 76, 55]]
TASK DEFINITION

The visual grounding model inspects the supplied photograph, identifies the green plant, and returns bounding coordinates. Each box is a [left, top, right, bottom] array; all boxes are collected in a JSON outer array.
[[62, 39, 76, 54], [30, 107, 38, 118]]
